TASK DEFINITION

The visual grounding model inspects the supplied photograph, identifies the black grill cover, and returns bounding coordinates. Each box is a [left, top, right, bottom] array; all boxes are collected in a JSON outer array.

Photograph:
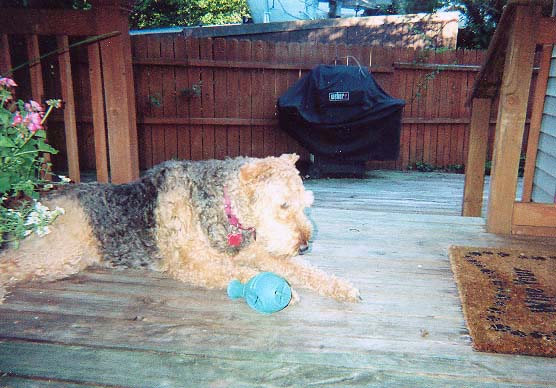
[[277, 64, 405, 161]]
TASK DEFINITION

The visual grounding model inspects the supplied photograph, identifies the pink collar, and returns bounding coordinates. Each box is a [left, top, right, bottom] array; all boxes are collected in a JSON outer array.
[[223, 186, 255, 246]]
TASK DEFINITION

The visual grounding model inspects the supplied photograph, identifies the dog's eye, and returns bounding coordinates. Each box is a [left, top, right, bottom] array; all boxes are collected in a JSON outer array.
[[280, 202, 289, 209]]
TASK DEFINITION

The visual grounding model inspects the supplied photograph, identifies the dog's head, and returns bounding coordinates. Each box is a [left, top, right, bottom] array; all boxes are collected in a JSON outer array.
[[238, 154, 313, 257]]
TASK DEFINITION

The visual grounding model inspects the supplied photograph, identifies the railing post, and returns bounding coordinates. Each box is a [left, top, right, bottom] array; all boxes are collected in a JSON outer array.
[[57, 35, 81, 183], [95, 1, 140, 183], [462, 98, 491, 217]]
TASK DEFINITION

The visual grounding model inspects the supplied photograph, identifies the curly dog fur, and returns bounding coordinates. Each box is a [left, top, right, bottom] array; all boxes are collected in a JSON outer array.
[[0, 154, 360, 304]]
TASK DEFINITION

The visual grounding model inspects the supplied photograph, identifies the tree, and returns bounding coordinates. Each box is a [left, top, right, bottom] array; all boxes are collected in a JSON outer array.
[[363, 0, 508, 49], [128, 0, 251, 29], [448, 0, 507, 49]]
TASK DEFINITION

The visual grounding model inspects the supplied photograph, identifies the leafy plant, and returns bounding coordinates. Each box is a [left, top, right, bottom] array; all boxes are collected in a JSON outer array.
[[407, 161, 435, 172], [0, 79, 60, 198], [129, 0, 250, 29], [0, 77, 66, 247]]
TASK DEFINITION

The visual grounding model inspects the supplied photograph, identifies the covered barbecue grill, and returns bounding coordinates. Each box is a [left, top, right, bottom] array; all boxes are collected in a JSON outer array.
[[277, 64, 405, 177]]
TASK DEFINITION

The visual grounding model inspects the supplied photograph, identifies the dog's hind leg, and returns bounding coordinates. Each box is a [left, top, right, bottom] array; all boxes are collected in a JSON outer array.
[[0, 197, 102, 303]]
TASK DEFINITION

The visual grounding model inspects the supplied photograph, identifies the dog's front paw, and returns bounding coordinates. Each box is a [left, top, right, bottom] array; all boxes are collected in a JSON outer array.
[[288, 287, 300, 305], [330, 279, 361, 302]]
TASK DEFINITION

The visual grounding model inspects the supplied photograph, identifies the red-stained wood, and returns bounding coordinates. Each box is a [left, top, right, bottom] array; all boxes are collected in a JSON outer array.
[[274, 41, 291, 156], [0, 34, 12, 76], [97, 6, 139, 183], [12, 30, 497, 172], [56, 35, 80, 183], [133, 35, 153, 169], [174, 34, 191, 161], [213, 38, 228, 160], [200, 38, 215, 160], [26, 35, 44, 111], [186, 37, 204, 161], [238, 39, 253, 157], [147, 35, 165, 167], [161, 34, 178, 162], [88, 42, 109, 182], [224, 39, 240, 157], [250, 41, 265, 158], [262, 40, 277, 157]]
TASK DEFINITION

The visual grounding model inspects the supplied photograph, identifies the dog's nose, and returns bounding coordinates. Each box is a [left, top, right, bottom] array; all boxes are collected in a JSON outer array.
[[298, 243, 309, 255]]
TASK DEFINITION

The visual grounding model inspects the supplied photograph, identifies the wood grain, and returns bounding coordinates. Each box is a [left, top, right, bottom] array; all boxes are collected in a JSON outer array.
[[2, 172, 556, 387]]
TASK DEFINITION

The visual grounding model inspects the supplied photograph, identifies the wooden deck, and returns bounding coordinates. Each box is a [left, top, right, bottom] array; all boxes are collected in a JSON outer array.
[[2, 171, 556, 387]]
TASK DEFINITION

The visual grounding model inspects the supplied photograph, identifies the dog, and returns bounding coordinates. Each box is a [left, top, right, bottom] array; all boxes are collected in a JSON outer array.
[[0, 154, 360, 304]]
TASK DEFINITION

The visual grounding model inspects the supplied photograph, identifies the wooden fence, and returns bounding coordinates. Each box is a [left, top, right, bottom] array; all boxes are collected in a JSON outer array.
[[29, 34, 535, 173], [130, 34, 494, 171]]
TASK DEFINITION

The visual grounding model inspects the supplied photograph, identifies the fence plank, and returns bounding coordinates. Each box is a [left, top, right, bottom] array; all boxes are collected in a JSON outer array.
[[262, 40, 277, 157], [251, 40, 265, 157], [213, 38, 228, 160], [174, 32, 192, 161], [147, 35, 165, 167], [161, 34, 178, 161], [275, 41, 291, 156], [133, 35, 152, 170], [238, 39, 253, 156], [225, 39, 241, 157], [200, 38, 216, 160], [187, 37, 203, 161]]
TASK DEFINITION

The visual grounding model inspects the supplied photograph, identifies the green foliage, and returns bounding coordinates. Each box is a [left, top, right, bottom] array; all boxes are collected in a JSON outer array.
[[450, 0, 507, 49], [0, 88, 59, 199], [129, 0, 251, 29], [364, 0, 509, 50], [407, 161, 435, 172], [0, 78, 66, 247], [407, 161, 465, 174]]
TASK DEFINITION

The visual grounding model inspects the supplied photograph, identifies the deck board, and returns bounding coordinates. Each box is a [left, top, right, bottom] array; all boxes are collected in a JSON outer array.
[[1, 171, 556, 387]]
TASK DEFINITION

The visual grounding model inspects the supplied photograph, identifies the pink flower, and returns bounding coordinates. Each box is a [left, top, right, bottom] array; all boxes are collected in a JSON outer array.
[[0, 77, 17, 88], [12, 112, 23, 125], [24, 100, 43, 113], [23, 111, 43, 133]]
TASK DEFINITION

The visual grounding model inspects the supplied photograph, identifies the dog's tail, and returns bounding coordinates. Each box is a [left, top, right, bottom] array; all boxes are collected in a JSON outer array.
[[0, 196, 102, 303]]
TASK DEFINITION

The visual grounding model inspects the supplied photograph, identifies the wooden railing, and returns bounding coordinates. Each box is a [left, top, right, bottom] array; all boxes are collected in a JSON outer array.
[[0, 1, 139, 184]]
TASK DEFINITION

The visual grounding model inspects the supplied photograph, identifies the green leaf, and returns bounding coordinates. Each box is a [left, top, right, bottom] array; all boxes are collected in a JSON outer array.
[[0, 175, 10, 195], [0, 111, 11, 129], [0, 136, 15, 147], [37, 142, 58, 154], [34, 130, 47, 138]]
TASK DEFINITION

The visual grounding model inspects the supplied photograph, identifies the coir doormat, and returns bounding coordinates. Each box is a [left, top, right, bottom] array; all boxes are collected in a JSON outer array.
[[449, 246, 556, 357]]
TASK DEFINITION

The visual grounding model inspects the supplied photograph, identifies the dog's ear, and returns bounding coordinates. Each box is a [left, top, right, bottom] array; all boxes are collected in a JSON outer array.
[[239, 160, 273, 184], [279, 153, 299, 165]]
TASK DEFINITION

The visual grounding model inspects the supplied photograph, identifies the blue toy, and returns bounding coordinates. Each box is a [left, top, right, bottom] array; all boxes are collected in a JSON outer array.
[[227, 272, 292, 314]]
